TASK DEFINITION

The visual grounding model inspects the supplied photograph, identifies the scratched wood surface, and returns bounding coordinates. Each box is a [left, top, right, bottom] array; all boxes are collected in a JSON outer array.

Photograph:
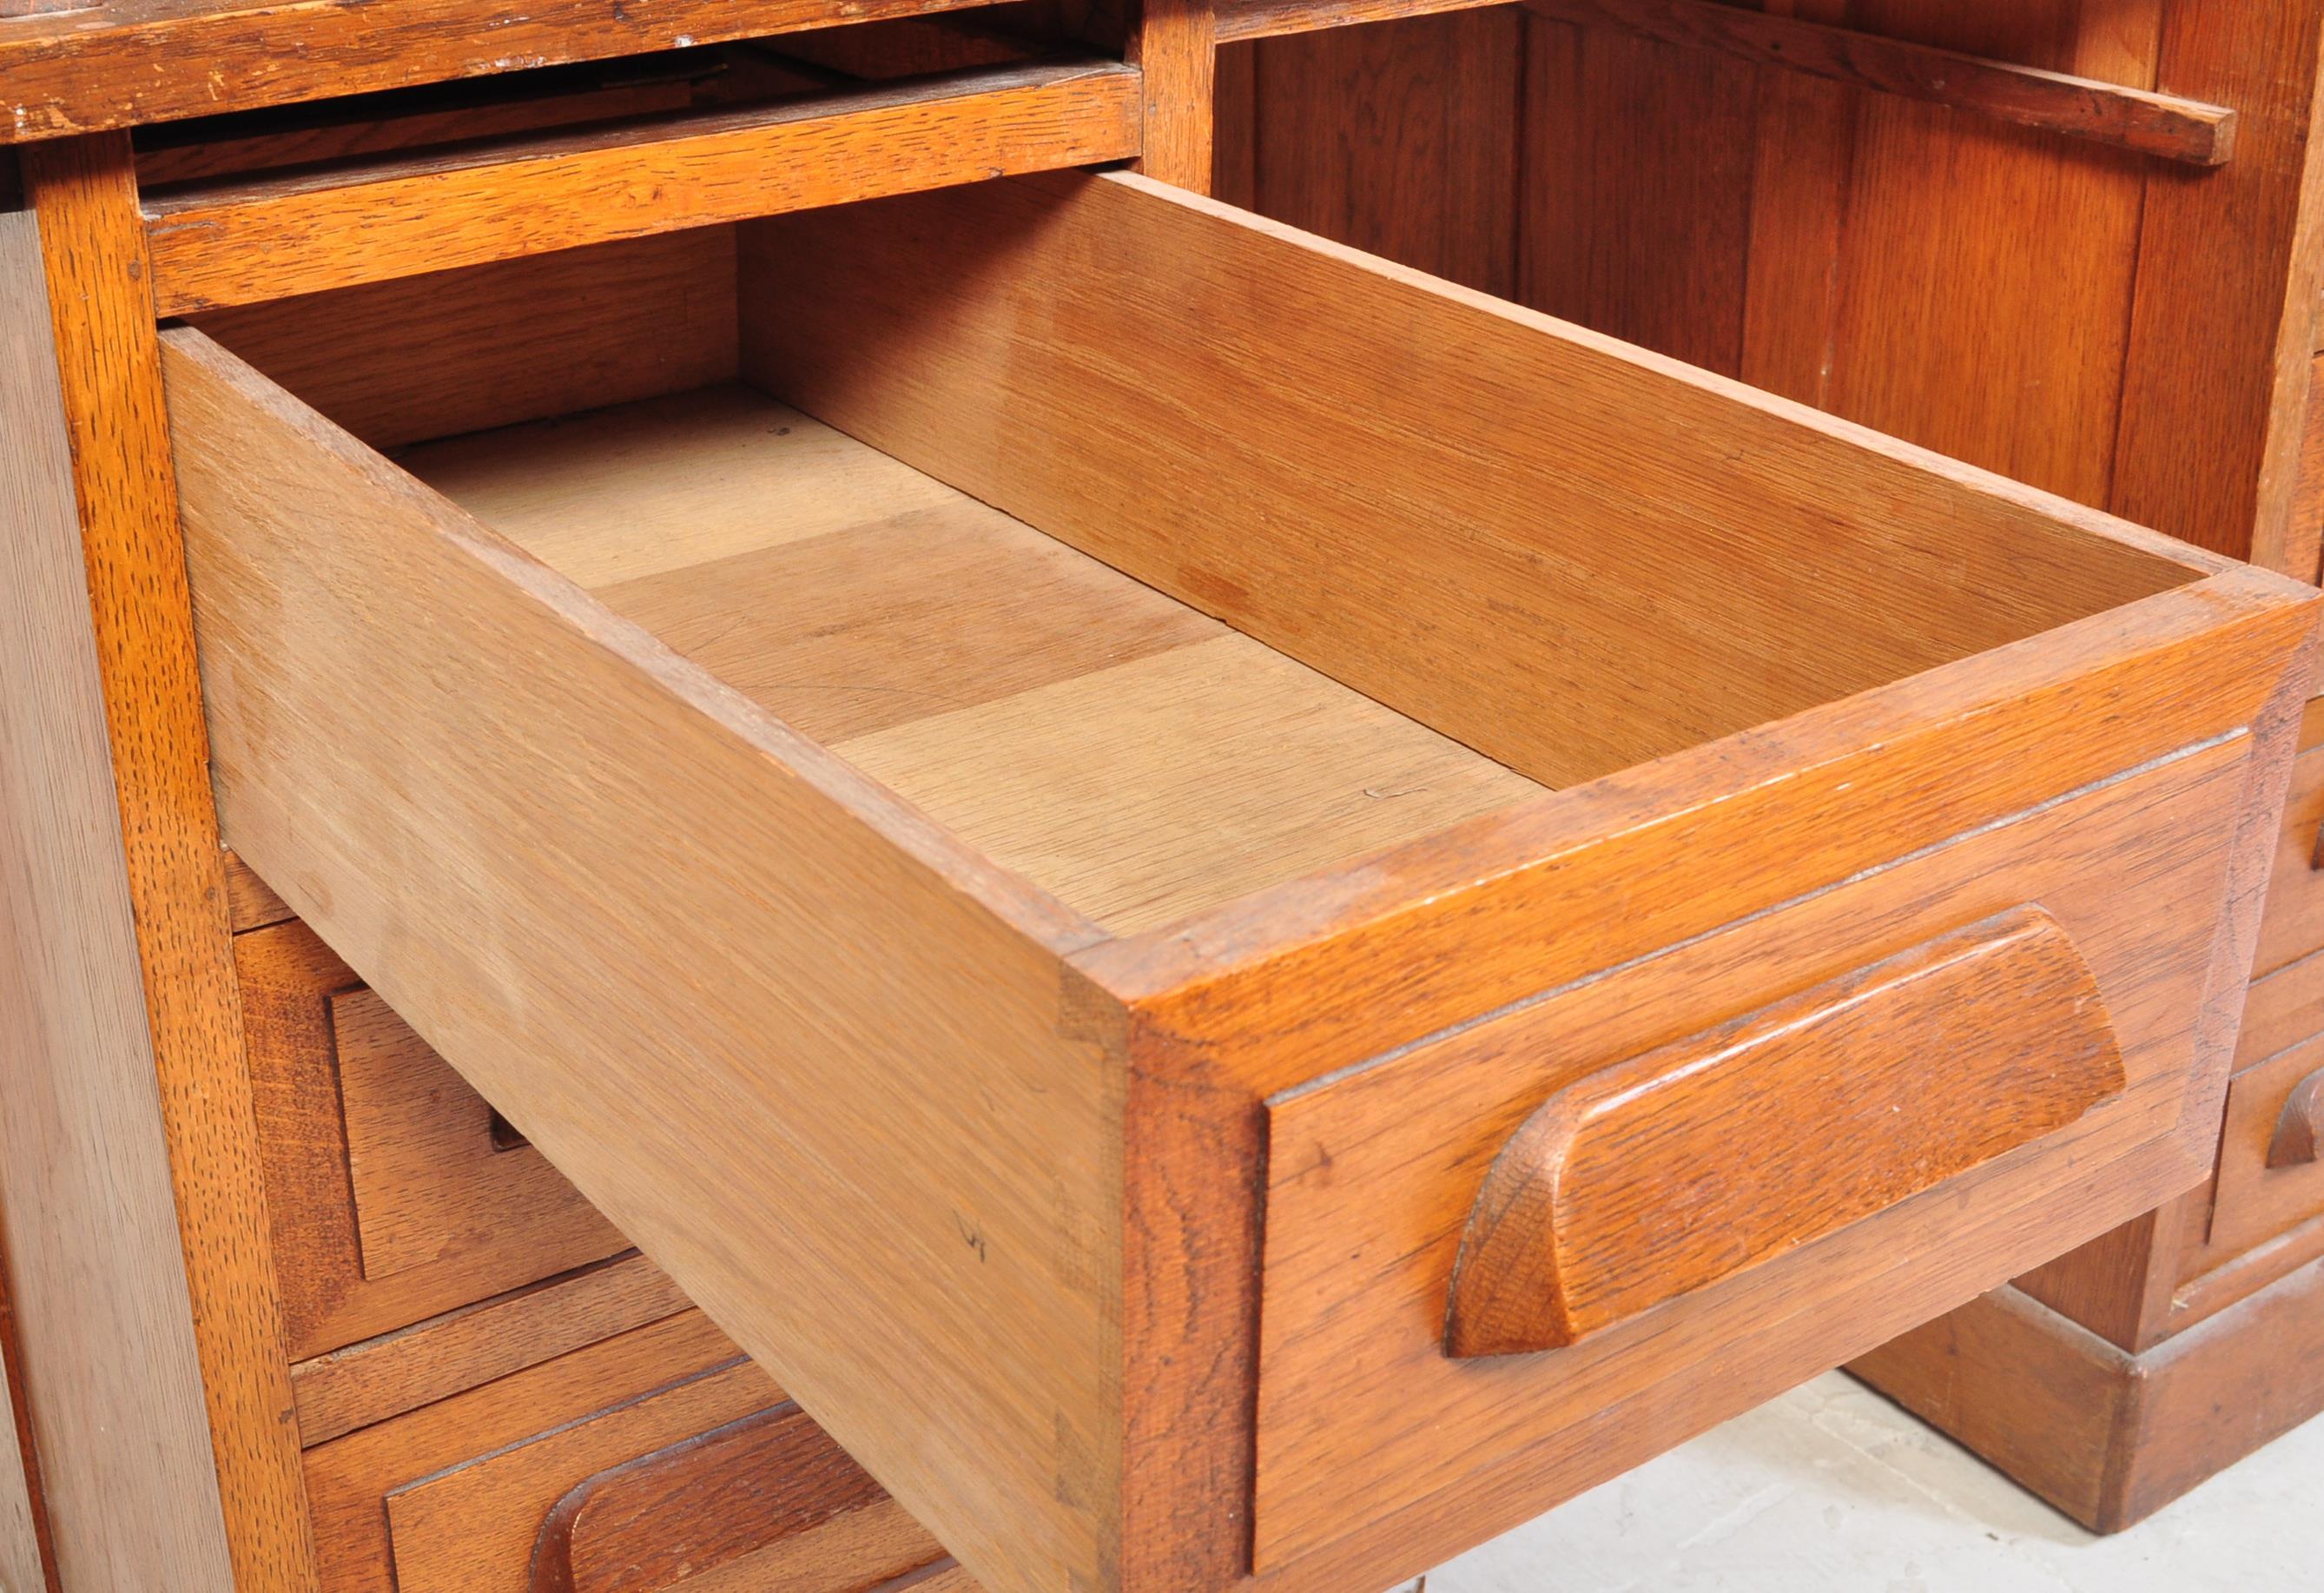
[[0, 0, 1013, 142]]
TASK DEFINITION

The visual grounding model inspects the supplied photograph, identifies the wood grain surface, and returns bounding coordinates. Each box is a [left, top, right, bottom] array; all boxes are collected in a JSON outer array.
[[402, 384, 1542, 933], [1241, 732, 2271, 1571], [1130, 0, 1216, 189], [168, 327, 1126, 1593], [133, 83, 693, 191], [2114, 0, 2324, 566], [1848, 1285, 2138, 1528], [303, 1311, 770, 1593], [531, 1403, 957, 1593], [143, 59, 1143, 313], [290, 1255, 693, 1446], [1516, 0, 2235, 164], [2270, 1068, 2324, 1167], [2182, 1038, 2324, 1262], [2234, 944, 2324, 1073], [0, 1266, 51, 1592], [743, 172, 2203, 792], [0, 0, 1009, 142], [1221, 1, 2321, 570], [10, 137, 314, 1589], [1856, 1253, 2324, 1532], [1213, 12, 1522, 298], [234, 917, 636, 1359], [387, 1368, 785, 1593], [1441, 908, 2125, 1358], [2250, 737, 2324, 977], [162, 169, 2318, 1592], [333, 985, 627, 1284], [220, 848, 294, 931], [0, 213, 158, 1592], [194, 225, 739, 451]]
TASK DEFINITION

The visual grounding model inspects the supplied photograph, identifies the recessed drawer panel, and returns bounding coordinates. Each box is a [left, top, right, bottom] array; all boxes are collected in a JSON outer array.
[[306, 1310, 764, 1591], [237, 918, 628, 1358], [2189, 1034, 2324, 1268], [2249, 698, 2324, 978], [171, 173, 2319, 1593], [304, 1303, 970, 1593], [530, 1403, 970, 1592]]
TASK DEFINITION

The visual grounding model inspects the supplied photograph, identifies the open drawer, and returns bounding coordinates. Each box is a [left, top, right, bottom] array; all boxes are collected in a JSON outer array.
[[166, 172, 2316, 1593]]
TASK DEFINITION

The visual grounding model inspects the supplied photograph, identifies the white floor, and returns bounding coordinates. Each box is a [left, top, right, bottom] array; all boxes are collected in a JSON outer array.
[[1409, 1372, 2321, 1592]]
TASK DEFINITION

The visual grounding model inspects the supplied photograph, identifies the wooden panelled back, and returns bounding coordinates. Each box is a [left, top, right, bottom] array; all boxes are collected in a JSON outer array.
[[1217, 0, 2324, 568]]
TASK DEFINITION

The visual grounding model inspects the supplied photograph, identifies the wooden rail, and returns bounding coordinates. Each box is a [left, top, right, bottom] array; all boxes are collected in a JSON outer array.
[[1216, 0, 2237, 168], [0, 0, 1010, 143], [142, 57, 1141, 314]]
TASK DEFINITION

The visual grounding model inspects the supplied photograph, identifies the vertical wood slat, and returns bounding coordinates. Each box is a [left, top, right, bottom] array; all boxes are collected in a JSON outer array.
[[1736, 0, 1857, 407], [1520, 8, 1760, 375], [1212, 38, 1259, 205], [1132, 0, 1218, 189], [14, 133, 320, 1590], [0, 202, 236, 1592], [1231, 13, 1520, 299], [2113, 0, 2324, 568], [1806, 0, 2156, 510]]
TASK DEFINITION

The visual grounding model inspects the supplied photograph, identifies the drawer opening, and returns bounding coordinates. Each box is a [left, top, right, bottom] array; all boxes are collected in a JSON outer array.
[[192, 171, 2204, 942], [168, 163, 2311, 1593], [397, 381, 1547, 934]]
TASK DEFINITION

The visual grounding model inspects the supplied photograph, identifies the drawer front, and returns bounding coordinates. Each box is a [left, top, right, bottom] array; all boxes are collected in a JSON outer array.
[[2233, 944, 2324, 1073], [531, 1404, 967, 1592], [302, 1301, 966, 1593], [2250, 701, 2324, 978], [307, 1310, 770, 1591], [2191, 1032, 2324, 1265], [1255, 733, 2252, 1569], [239, 918, 628, 1358]]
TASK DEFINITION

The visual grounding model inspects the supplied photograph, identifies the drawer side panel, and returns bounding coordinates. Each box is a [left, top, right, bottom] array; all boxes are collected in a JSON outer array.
[[164, 328, 1126, 1593]]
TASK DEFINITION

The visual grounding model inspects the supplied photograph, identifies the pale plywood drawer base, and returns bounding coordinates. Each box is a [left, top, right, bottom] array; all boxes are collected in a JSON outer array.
[[168, 171, 2319, 1593]]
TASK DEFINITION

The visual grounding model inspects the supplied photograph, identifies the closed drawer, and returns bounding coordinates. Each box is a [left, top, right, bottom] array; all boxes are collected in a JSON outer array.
[[237, 916, 629, 1357], [2184, 1032, 2324, 1272], [169, 172, 2318, 1593], [303, 1308, 749, 1591], [306, 1305, 966, 1593], [2232, 942, 2324, 1075], [2249, 697, 2324, 978], [532, 1403, 971, 1592]]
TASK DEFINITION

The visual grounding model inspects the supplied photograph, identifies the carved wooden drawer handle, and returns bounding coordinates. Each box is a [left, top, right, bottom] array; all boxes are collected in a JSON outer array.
[[1443, 906, 2125, 1359], [2268, 1070, 2324, 1168], [530, 1402, 953, 1592]]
